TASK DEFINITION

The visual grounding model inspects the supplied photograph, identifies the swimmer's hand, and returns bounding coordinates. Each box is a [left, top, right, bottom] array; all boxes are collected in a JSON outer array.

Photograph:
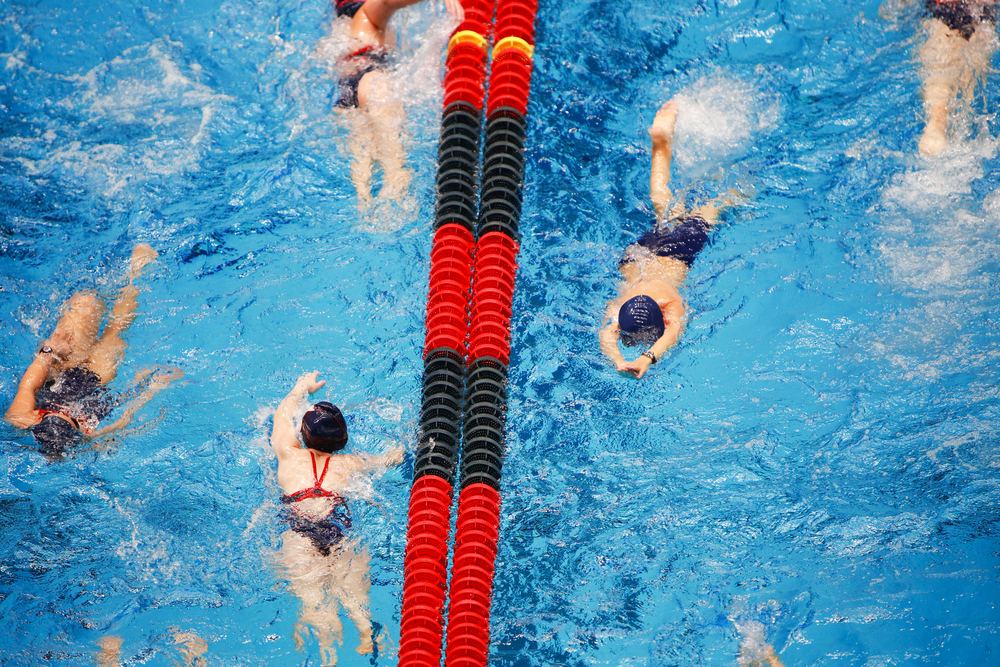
[[443, 0, 464, 22], [386, 445, 405, 466], [295, 371, 326, 395], [616, 356, 652, 380]]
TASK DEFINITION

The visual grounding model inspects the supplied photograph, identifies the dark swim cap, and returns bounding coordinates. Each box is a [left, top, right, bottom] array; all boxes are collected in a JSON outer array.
[[31, 414, 83, 462], [300, 401, 348, 453], [618, 295, 665, 347]]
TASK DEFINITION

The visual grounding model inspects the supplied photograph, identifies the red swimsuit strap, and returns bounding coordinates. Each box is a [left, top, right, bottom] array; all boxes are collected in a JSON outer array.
[[311, 451, 332, 488]]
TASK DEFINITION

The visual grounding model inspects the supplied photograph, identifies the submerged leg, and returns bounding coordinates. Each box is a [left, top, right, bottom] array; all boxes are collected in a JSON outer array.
[[918, 19, 963, 155], [330, 546, 375, 654], [649, 100, 678, 218], [89, 244, 158, 383], [359, 71, 411, 203], [347, 111, 375, 207], [282, 532, 346, 666]]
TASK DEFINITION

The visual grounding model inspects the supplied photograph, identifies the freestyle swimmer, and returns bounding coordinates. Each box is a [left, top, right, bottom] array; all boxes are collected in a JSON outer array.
[[5, 244, 182, 460], [331, 0, 464, 207], [271, 371, 403, 666], [599, 99, 739, 379]]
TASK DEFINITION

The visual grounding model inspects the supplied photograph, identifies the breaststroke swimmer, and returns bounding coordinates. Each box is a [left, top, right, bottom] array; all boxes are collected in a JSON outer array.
[[331, 0, 464, 208], [271, 371, 403, 667], [916, 0, 998, 154], [4, 244, 183, 461], [599, 100, 739, 379]]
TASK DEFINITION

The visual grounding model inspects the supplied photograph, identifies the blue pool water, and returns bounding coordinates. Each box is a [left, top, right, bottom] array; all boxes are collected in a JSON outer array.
[[2, 0, 1000, 664]]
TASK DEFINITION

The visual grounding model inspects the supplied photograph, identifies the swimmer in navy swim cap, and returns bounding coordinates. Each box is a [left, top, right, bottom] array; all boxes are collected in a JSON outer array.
[[325, 0, 464, 208], [270, 371, 404, 665], [599, 99, 742, 379]]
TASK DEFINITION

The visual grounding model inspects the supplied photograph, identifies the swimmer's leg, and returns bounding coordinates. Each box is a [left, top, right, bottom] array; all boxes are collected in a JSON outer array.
[[282, 532, 345, 666], [691, 188, 748, 225], [359, 71, 411, 203], [48, 292, 106, 365], [649, 100, 678, 218], [918, 19, 963, 155], [332, 547, 374, 654], [347, 111, 375, 207], [89, 245, 158, 383]]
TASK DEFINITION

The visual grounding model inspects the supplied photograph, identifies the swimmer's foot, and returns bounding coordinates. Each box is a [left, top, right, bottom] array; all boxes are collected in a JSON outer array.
[[919, 104, 947, 156], [95, 636, 122, 667], [649, 100, 679, 149], [127, 244, 158, 282], [356, 627, 374, 655]]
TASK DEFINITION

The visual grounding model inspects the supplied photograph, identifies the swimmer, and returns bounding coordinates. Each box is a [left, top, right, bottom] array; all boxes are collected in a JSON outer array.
[[915, 0, 998, 154], [599, 99, 740, 379], [5, 244, 183, 461], [271, 371, 403, 666], [331, 0, 464, 207]]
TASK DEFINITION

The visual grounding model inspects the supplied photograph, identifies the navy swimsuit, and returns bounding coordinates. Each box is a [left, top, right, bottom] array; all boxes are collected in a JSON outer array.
[[619, 215, 712, 269], [335, 0, 393, 109], [926, 0, 998, 39], [281, 452, 353, 556]]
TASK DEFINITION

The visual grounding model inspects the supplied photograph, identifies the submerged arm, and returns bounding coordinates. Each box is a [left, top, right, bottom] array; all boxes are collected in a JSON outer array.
[[599, 303, 628, 368]]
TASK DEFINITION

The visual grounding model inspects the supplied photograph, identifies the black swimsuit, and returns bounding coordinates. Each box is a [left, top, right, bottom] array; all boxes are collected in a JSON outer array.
[[334, 0, 393, 109], [281, 452, 353, 556], [619, 215, 712, 269], [35, 367, 116, 428], [926, 0, 998, 39]]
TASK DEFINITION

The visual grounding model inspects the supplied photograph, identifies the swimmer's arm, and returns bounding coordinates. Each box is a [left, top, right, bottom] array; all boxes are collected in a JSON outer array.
[[599, 304, 628, 368], [360, 444, 405, 471], [90, 367, 183, 440], [271, 372, 325, 461], [4, 355, 53, 429], [360, 0, 460, 32]]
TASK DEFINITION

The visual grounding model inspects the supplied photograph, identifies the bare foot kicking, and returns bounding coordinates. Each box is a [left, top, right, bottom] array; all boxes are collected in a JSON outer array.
[[173, 631, 208, 667], [128, 244, 158, 282], [649, 100, 679, 148], [356, 629, 374, 655], [95, 636, 122, 667]]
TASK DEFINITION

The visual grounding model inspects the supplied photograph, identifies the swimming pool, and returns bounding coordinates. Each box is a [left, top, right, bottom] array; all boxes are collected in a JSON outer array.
[[2, 0, 999, 664]]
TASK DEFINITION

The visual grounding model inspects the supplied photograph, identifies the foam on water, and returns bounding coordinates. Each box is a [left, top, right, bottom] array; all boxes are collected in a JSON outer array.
[[672, 74, 781, 179]]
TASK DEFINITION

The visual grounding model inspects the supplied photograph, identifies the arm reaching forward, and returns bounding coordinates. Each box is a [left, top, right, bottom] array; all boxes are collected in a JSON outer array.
[[271, 372, 326, 462]]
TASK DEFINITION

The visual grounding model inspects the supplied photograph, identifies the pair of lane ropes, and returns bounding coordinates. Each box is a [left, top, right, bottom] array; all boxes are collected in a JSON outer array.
[[400, 0, 537, 665]]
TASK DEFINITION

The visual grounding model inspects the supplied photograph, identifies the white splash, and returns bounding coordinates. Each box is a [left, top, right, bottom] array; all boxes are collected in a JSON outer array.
[[671, 74, 780, 176]]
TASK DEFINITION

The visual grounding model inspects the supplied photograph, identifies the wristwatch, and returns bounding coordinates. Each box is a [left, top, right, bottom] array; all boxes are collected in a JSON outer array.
[[642, 350, 657, 364]]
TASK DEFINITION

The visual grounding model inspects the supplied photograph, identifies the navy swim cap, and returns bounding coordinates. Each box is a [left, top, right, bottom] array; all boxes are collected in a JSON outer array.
[[31, 414, 83, 462], [618, 295, 665, 347], [300, 402, 348, 453]]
